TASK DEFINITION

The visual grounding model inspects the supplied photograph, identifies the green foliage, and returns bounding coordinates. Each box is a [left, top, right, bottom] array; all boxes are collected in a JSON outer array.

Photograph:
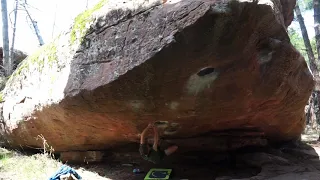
[[288, 27, 310, 62], [299, 0, 313, 11], [0, 149, 62, 180], [10, 37, 59, 79], [289, 26, 320, 71], [8, 0, 109, 81], [70, 0, 107, 44], [288, 27, 318, 61]]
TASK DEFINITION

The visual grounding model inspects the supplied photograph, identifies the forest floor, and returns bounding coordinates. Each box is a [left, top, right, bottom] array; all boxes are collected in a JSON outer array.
[[1, 128, 320, 180]]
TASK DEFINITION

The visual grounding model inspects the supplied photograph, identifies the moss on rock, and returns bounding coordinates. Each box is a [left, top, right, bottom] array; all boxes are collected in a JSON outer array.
[[0, 91, 4, 102], [44, 43, 58, 68], [11, 38, 59, 78], [4, 0, 108, 92], [70, 0, 108, 44]]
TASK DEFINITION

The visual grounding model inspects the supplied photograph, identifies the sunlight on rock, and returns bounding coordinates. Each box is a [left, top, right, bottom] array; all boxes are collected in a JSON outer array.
[[165, 0, 182, 4]]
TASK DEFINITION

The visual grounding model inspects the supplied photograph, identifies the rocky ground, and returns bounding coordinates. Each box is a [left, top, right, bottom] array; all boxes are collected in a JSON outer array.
[[79, 142, 320, 180], [66, 128, 320, 180], [2, 130, 320, 180]]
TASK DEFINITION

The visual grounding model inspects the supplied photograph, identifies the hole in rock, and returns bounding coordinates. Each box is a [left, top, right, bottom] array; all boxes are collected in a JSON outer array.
[[197, 67, 215, 77], [154, 121, 169, 126], [164, 126, 180, 135]]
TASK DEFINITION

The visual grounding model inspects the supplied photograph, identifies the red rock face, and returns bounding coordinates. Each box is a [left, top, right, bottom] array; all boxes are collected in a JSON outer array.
[[0, 0, 314, 152]]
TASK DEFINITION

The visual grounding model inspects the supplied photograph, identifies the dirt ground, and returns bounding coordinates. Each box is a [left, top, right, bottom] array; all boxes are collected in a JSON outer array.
[[67, 128, 320, 180], [2, 130, 320, 180], [77, 150, 260, 180], [68, 140, 320, 180]]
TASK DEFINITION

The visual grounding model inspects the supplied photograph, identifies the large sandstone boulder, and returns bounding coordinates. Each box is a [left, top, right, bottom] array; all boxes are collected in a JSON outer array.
[[0, 0, 314, 152]]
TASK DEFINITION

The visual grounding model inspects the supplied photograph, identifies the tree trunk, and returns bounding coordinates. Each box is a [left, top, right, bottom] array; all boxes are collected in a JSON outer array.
[[295, 4, 318, 74], [310, 92, 318, 129], [311, 0, 320, 139], [314, 0, 320, 61], [295, 3, 319, 133], [10, 0, 18, 68], [24, 6, 44, 46], [1, 0, 12, 76]]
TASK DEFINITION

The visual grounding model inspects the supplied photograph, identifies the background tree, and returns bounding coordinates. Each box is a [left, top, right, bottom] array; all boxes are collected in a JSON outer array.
[[20, 1, 44, 46], [289, 27, 317, 65], [295, 4, 318, 73], [313, 0, 320, 61], [293, 1, 319, 130], [311, 0, 320, 138], [0, 0, 45, 78], [10, 0, 19, 67], [1, 0, 13, 76]]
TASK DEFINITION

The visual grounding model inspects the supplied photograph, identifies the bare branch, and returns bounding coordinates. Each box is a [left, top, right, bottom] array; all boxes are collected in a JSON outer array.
[[21, 4, 44, 46]]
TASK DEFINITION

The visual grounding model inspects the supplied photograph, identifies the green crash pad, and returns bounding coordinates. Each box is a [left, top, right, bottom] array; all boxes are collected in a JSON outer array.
[[144, 168, 172, 180]]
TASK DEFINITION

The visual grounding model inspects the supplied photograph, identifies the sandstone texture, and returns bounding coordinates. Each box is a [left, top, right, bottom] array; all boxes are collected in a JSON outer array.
[[0, 0, 314, 152]]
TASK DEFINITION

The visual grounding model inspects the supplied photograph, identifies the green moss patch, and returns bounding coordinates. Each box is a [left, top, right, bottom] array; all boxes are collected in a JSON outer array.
[[70, 0, 108, 44], [8, 0, 109, 81], [4, 0, 108, 93], [0, 91, 4, 102], [11, 39, 59, 79]]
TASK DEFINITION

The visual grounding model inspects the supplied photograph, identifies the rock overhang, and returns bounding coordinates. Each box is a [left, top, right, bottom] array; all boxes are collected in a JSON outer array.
[[0, 0, 314, 152]]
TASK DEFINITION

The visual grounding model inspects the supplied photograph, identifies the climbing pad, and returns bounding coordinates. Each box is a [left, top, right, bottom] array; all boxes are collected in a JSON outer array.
[[144, 168, 172, 180]]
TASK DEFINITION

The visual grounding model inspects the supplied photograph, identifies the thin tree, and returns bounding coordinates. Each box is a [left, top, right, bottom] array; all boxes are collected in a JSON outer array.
[[295, 4, 318, 73], [20, 1, 44, 46], [312, 0, 320, 139], [1, 0, 12, 76], [314, 0, 320, 60], [24, 8, 44, 46], [295, 2, 319, 130], [10, 0, 19, 66]]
